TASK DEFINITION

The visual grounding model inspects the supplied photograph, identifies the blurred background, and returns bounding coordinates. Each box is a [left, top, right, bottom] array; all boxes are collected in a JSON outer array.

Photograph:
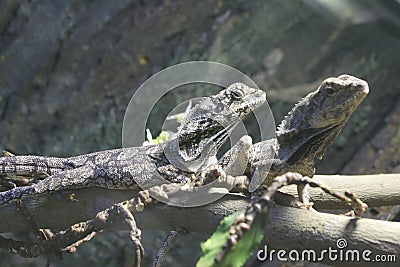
[[0, 0, 399, 266]]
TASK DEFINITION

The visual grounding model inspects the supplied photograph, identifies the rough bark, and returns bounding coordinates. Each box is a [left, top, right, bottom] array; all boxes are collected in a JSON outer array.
[[0, 174, 399, 266], [2, 173, 399, 233]]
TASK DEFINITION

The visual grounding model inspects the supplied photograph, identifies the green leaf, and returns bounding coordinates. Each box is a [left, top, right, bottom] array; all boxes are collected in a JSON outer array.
[[196, 211, 240, 267], [197, 206, 270, 267], [220, 207, 269, 267]]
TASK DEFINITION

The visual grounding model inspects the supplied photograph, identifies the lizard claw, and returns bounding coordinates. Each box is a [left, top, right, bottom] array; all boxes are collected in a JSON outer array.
[[294, 201, 315, 211]]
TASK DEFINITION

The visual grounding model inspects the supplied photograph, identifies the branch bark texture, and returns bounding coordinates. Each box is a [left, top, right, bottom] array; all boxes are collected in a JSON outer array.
[[0, 174, 399, 265]]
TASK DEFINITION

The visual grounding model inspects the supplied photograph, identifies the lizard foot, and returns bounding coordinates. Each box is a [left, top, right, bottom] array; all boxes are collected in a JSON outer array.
[[193, 164, 226, 187], [294, 200, 315, 211], [273, 191, 315, 210]]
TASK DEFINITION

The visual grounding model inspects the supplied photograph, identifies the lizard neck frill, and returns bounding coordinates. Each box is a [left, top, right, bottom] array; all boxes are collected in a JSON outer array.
[[275, 91, 347, 166], [276, 124, 343, 166], [170, 121, 236, 173], [173, 83, 266, 172]]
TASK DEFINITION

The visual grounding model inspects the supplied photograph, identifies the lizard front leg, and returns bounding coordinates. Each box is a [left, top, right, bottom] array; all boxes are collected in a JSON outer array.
[[150, 143, 255, 267], [218, 135, 253, 177]]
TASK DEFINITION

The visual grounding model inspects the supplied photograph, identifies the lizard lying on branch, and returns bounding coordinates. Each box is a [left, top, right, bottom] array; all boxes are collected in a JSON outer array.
[[0, 83, 266, 204]]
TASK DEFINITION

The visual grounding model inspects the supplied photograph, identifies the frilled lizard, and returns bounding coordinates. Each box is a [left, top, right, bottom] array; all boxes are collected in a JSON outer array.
[[0, 83, 266, 204]]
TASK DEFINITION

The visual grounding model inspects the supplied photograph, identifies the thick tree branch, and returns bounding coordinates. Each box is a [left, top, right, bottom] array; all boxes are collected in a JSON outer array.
[[1, 173, 399, 233], [0, 173, 399, 265], [262, 205, 400, 266]]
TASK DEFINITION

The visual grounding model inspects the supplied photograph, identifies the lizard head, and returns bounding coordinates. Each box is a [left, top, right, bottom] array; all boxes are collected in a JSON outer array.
[[277, 74, 369, 166], [176, 83, 266, 167], [307, 74, 369, 127]]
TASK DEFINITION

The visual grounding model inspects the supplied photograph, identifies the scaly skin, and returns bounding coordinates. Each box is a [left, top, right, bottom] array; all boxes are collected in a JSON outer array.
[[0, 83, 266, 204]]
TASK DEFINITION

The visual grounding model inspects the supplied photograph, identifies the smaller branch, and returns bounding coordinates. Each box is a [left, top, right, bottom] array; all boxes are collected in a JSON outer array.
[[0, 202, 145, 267], [280, 173, 400, 208]]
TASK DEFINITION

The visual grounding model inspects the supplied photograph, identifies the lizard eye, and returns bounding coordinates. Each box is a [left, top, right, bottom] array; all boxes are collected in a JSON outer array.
[[214, 102, 225, 113], [324, 86, 337, 96], [231, 89, 244, 100]]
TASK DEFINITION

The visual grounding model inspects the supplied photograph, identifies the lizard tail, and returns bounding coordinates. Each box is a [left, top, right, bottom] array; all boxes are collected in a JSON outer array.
[[0, 185, 36, 204], [0, 166, 95, 204], [0, 155, 68, 177]]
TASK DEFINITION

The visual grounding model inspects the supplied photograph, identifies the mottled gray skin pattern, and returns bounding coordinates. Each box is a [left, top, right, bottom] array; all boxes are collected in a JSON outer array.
[[222, 75, 369, 189], [0, 83, 266, 204]]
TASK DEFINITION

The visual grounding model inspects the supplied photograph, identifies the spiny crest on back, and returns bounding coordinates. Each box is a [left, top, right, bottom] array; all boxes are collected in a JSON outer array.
[[276, 92, 315, 137]]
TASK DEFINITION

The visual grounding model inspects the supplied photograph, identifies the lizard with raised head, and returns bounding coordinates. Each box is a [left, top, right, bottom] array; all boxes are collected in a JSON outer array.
[[211, 74, 370, 265], [0, 83, 266, 204], [221, 74, 369, 202]]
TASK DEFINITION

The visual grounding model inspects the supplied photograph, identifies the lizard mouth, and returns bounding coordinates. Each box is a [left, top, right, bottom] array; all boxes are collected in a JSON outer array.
[[241, 91, 266, 117], [341, 89, 368, 108]]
